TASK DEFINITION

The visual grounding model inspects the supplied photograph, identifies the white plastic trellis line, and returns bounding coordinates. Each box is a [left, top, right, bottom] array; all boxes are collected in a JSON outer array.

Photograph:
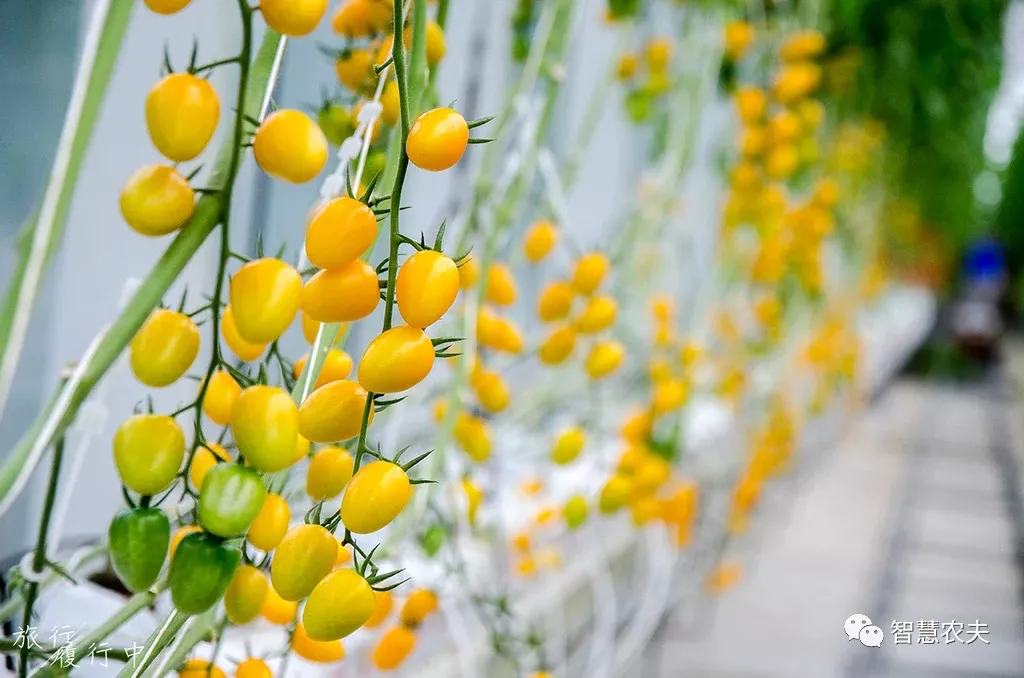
[[536, 148, 573, 232], [0, 0, 113, 425]]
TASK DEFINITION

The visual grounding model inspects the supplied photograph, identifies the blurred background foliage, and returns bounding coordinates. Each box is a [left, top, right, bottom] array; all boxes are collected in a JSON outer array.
[[825, 0, 1008, 268]]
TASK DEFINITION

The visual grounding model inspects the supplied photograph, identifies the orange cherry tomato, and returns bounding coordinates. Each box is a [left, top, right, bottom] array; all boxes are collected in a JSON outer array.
[[406, 108, 469, 172], [302, 261, 380, 323], [396, 250, 460, 328]]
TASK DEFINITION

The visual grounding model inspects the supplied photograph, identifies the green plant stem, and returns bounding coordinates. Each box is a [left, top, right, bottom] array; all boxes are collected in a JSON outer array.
[[0, 0, 135, 422], [0, 544, 106, 624], [18, 428, 66, 677], [30, 582, 165, 678], [352, 0, 426, 476], [113, 610, 187, 678], [0, 28, 285, 515], [146, 610, 218, 677]]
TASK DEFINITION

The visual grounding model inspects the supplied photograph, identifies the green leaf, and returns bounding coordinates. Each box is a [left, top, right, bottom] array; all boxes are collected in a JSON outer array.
[[0, 0, 135, 417]]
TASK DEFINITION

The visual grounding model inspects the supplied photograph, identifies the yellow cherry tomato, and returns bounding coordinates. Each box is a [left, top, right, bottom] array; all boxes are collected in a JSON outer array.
[[271, 524, 338, 601], [305, 197, 378, 269], [470, 366, 511, 413], [631, 496, 661, 526], [170, 525, 202, 560], [571, 253, 610, 295], [599, 474, 632, 513], [380, 79, 400, 126], [293, 349, 354, 389], [224, 564, 269, 625], [458, 256, 480, 289], [364, 589, 393, 628], [476, 307, 524, 353], [230, 386, 300, 473], [178, 660, 227, 678], [300, 310, 322, 344], [652, 378, 688, 413], [523, 220, 558, 262], [260, 0, 328, 36], [306, 446, 355, 500], [341, 461, 412, 534], [221, 305, 266, 362], [403, 19, 447, 66], [130, 309, 199, 387], [399, 589, 438, 627], [113, 414, 184, 496], [335, 542, 353, 567], [254, 109, 328, 183], [358, 326, 435, 393], [298, 379, 373, 442], [538, 325, 577, 365], [260, 584, 298, 624], [234, 658, 272, 678], [454, 412, 491, 462], [735, 86, 767, 123], [621, 409, 652, 444], [247, 493, 291, 552], [189, 443, 230, 491], [485, 263, 518, 306], [145, 73, 220, 162], [585, 339, 625, 379], [201, 370, 241, 426], [406, 107, 469, 172], [563, 495, 589, 530], [551, 427, 585, 465], [645, 36, 672, 70], [292, 622, 345, 663], [120, 164, 195, 236], [144, 0, 191, 14], [373, 625, 416, 671], [303, 569, 376, 641], [396, 250, 460, 328], [335, 48, 374, 91], [229, 258, 302, 344], [302, 261, 380, 322], [332, 0, 390, 37], [575, 294, 617, 334]]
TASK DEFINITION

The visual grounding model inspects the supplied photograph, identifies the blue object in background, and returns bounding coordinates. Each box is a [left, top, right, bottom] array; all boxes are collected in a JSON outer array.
[[962, 237, 1008, 286]]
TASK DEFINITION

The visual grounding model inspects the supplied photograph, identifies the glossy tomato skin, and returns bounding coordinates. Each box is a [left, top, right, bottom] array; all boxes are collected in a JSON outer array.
[[260, 0, 328, 36], [130, 309, 200, 387], [230, 258, 302, 344], [396, 250, 459, 328], [230, 385, 300, 473], [292, 622, 345, 663], [198, 464, 267, 538], [306, 447, 355, 500], [221, 305, 266, 362], [293, 349, 353, 390], [305, 197, 377, 269], [270, 524, 337, 601], [341, 461, 412, 534], [357, 326, 435, 393], [302, 261, 380, 323], [169, 532, 241, 615], [189, 442, 230, 492], [146, 73, 220, 162], [298, 379, 373, 442], [201, 370, 241, 425], [303, 569, 376, 641], [247, 493, 290, 552], [144, 0, 191, 13], [120, 165, 195, 237], [108, 508, 170, 593], [406, 108, 469, 172], [224, 564, 269, 625], [254, 109, 328, 183], [260, 584, 298, 624], [113, 414, 185, 496]]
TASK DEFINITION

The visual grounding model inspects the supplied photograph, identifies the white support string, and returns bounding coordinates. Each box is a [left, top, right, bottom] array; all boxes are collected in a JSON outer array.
[[0, 0, 114, 425]]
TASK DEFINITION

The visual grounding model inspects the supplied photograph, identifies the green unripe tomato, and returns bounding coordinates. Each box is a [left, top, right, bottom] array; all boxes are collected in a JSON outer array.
[[108, 507, 170, 593], [198, 463, 267, 538], [169, 532, 241, 615]]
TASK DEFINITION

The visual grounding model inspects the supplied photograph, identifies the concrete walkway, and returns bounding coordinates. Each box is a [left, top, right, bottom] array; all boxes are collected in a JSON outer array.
[[647, 380, 1024, 677]]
